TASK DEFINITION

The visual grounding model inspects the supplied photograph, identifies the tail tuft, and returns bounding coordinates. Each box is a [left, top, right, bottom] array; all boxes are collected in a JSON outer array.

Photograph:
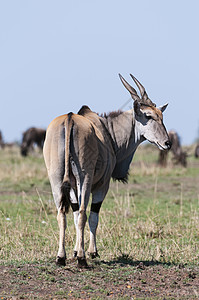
[[61, 181, 71, 213]]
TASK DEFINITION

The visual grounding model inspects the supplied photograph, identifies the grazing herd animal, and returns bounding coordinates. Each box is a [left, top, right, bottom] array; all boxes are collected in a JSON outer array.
[[43, 74, 171, 267], [0, 131, 4, 149], [20, 127, 46, 156], [0, 131, 18, 148], [195, 144, 199, 158], [158, 130, 188, 167]]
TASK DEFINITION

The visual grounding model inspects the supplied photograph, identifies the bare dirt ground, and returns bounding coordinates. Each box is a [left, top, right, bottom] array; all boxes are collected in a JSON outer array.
[[0, 258, 198, 299]]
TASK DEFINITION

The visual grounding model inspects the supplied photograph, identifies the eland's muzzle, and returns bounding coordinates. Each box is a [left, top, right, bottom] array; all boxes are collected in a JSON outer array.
[[165, 140, 172, 150]]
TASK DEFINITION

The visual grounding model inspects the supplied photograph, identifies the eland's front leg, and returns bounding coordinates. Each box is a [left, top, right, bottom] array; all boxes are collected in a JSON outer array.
[[88, 211, 99, 258], [88, 205, 101, 258], [88, 188, 108, 258]]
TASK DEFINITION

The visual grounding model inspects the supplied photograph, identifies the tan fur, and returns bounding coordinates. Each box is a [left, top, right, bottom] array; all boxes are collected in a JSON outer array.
[[141, 106, 163, 122]]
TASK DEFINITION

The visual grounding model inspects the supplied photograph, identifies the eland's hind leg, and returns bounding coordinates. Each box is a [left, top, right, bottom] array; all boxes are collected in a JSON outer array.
[[43, 115, 70, 266], [57, 205, 67, 266], [70, 188, 79, 258], [49, 177, 67, 266], [75, 175, 93, 267]]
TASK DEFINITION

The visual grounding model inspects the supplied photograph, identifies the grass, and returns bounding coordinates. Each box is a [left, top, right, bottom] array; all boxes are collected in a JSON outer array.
[[0, 144, 199, 266]]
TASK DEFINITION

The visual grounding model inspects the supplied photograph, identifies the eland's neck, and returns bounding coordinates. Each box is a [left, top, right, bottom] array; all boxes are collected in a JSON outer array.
[[102, 109, 145, 182], [103, 109, 144, 159]]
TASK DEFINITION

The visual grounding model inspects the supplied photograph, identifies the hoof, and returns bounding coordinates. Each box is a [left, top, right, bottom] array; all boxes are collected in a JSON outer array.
[[73, 251, 77, 258], [56, 256, 66, 266], [88, 251, 100, 259], [77, 257, 88, 268]]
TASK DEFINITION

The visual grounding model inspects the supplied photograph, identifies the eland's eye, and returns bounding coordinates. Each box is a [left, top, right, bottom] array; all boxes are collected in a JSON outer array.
[[145, 115, 152, 120]]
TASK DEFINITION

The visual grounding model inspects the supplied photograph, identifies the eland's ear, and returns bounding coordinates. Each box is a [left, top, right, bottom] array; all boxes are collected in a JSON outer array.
[[158, 103, 168, 113]]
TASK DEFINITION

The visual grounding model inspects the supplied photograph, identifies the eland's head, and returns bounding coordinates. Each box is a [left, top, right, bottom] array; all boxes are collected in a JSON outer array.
[[119, 74, 171, 150]]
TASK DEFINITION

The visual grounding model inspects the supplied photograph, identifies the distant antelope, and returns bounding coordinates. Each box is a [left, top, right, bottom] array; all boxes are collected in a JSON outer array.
[[43, 74, 171, 267], [0, 130, 4, 149], [158, 130, 187, 167], [195, 144, 199, 158], [21, 127, 46, 156]]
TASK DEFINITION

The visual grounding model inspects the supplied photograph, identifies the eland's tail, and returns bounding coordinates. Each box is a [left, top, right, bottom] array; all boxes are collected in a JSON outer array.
[[61, 112, 74, 213]]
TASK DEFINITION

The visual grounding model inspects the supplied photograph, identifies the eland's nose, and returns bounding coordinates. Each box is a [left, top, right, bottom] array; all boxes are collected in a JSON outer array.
[[165, 140, 172, 150]]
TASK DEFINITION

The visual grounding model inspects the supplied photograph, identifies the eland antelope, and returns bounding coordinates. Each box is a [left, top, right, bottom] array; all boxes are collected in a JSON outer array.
[[43, 74, 171, 267]]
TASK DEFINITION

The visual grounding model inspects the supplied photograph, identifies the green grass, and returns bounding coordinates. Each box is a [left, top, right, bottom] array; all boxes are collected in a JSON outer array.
[[0, 144, 199, 265]]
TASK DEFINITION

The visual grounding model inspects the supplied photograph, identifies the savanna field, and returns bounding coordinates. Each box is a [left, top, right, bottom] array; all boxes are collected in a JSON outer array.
[[0, 144, 199, 299]]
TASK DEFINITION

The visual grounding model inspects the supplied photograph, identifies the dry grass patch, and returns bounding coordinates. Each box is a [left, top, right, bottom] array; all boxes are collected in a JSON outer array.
[[0, 144, 199, 266]]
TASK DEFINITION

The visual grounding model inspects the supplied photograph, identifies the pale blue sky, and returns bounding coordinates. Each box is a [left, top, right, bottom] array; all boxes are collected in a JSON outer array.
[[0, 1, 199, 145]]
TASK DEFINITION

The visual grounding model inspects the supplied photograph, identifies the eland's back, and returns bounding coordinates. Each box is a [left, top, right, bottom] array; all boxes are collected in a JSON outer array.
[[44, 110, 115, 208]]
